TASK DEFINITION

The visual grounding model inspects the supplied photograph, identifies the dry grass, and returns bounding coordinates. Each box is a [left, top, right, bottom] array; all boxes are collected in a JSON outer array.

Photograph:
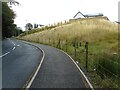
[[19, 17, 119, 88], [21, 17, 118, 51]]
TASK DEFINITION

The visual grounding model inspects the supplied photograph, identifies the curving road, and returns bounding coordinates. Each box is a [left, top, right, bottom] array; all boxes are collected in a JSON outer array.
[[2, 39, 92, 89], [2, 38, 42, 88], [25, 42, 89, 88]]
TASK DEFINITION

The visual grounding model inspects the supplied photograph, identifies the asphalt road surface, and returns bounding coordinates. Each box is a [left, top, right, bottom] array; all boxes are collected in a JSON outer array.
[[2, 38, 42, 88], [28, 42, 87, 88], [2, 39, 90, 88]]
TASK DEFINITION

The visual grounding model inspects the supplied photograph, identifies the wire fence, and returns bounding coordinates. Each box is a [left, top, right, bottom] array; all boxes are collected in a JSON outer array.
[[20, 19, 120, 89], [36, 38, 120, 89]]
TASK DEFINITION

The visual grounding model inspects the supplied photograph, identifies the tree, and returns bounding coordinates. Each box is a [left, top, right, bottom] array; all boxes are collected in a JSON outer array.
[[25, 23, 33, 30], [2, 0, 21, 38], [14, 27, 23, 36], [2, 2, 16, 38], [11, 25, 23, 36]]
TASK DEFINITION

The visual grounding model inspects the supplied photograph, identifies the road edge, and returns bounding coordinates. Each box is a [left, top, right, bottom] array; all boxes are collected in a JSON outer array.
[[58, 49, 94, 90], [20, 40, 45, 89], [19, 40, 94, 89]]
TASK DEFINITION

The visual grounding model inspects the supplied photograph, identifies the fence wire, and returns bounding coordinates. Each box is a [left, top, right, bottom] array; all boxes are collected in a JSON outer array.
[[35, 38, 120, 89]]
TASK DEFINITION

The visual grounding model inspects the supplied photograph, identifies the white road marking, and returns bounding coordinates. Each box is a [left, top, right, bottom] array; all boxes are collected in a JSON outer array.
[[24, 42, 93, 89], [60, 49, 94, 90], [12, 47, 16, 50], [1, 38, 16, 58], [9, 38, 16, 51], [8, 38, 16, 46], [12, 42, 15, 46], [17, 45, 20, 47], [0, 52, 10, 58], [23, 42, 45, 89]]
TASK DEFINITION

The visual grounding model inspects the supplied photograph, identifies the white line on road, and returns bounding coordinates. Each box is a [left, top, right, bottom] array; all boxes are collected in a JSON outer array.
[[12, 47, 16, 50], [9, 38, 16, 51], [9, 38, 16, 46], [60, 49, 94, 90], [0, 52, 10, 58], [8, 38, 15, 45], [1, 38, 16, 58], [26, 47, 45, 89], [17, 45, 20, 47], [12, 42, 15, 46], [23, 42, 45, 89], [12, 41, 15, 45]]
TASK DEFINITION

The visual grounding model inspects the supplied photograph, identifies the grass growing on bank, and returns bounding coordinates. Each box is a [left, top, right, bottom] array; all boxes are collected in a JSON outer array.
[[19, 17, 119, 88]]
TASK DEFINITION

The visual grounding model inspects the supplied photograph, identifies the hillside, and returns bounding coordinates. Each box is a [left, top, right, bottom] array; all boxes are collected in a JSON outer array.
[[19, 17, 119, 88], [21, 17, 118, 52]]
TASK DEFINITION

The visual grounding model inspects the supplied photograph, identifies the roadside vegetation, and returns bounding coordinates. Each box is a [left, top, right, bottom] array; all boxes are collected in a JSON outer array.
[[19, 20, 69, 37], [2, 2, 23, 39], [19, 17, 120, 89]]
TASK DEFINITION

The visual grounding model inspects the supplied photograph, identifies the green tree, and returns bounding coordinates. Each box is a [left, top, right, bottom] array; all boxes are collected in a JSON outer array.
[[25, 23, 33, 30], [2, 2, 16, 38], [11, 24, 23, 36]]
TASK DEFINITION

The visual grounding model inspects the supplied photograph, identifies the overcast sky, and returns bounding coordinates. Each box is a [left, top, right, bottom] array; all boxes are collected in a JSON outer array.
[[12, 0, 119, 30]]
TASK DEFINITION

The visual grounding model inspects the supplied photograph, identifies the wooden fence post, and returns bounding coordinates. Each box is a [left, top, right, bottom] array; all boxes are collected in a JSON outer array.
[[79, 42, 81, 47], [73, 40, 76, 58], [66, 40, 67, 52], [75, 46, 76, 58], [56, 39, 61, 49], [59, 39, 61, 49], [85, 42, 88, 71]]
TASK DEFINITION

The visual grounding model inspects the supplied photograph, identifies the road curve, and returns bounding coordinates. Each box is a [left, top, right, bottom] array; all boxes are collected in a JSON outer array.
[[2, 38, 42, 88], [24, 42, 90, 88]]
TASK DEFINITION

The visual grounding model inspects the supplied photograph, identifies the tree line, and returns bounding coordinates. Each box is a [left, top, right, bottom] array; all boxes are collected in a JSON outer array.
[[2, 2, 23, 39], [25, 23, 44, 30]]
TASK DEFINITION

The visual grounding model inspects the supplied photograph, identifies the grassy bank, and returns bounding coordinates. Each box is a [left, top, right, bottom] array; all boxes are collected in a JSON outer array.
[[19, 17, 119, 89]]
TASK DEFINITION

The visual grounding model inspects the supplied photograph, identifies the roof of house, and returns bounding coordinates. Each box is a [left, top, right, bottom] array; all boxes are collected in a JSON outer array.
[[73, 11, 85, 18], [74, 11, 103, 19]]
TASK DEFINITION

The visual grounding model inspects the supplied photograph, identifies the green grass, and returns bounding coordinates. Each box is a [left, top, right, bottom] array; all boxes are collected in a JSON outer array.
[[19, 17, 119, 89]]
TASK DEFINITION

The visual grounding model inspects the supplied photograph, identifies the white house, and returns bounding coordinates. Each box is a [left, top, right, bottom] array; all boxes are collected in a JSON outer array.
[[73, 11, 103, 19]]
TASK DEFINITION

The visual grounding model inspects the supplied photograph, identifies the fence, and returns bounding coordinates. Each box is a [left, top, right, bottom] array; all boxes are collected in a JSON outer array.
[[36, 38, 120, 89], [21, 18, 120, 89]]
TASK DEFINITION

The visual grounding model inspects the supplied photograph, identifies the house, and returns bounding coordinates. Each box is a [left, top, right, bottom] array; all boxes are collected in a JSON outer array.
[[73, 11, 103, 19], [73, 11, 85, 19], [69, 11, 104, 23]]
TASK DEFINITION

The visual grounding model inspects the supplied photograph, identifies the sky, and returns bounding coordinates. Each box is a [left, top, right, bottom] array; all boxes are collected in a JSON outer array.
[[11, 0, 120, 30]]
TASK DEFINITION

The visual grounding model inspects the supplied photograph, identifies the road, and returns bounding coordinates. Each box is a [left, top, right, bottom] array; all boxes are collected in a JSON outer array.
[[26, 42, 88, 88], [2, 39, 92, 89], [2, 38, 42, 88]]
